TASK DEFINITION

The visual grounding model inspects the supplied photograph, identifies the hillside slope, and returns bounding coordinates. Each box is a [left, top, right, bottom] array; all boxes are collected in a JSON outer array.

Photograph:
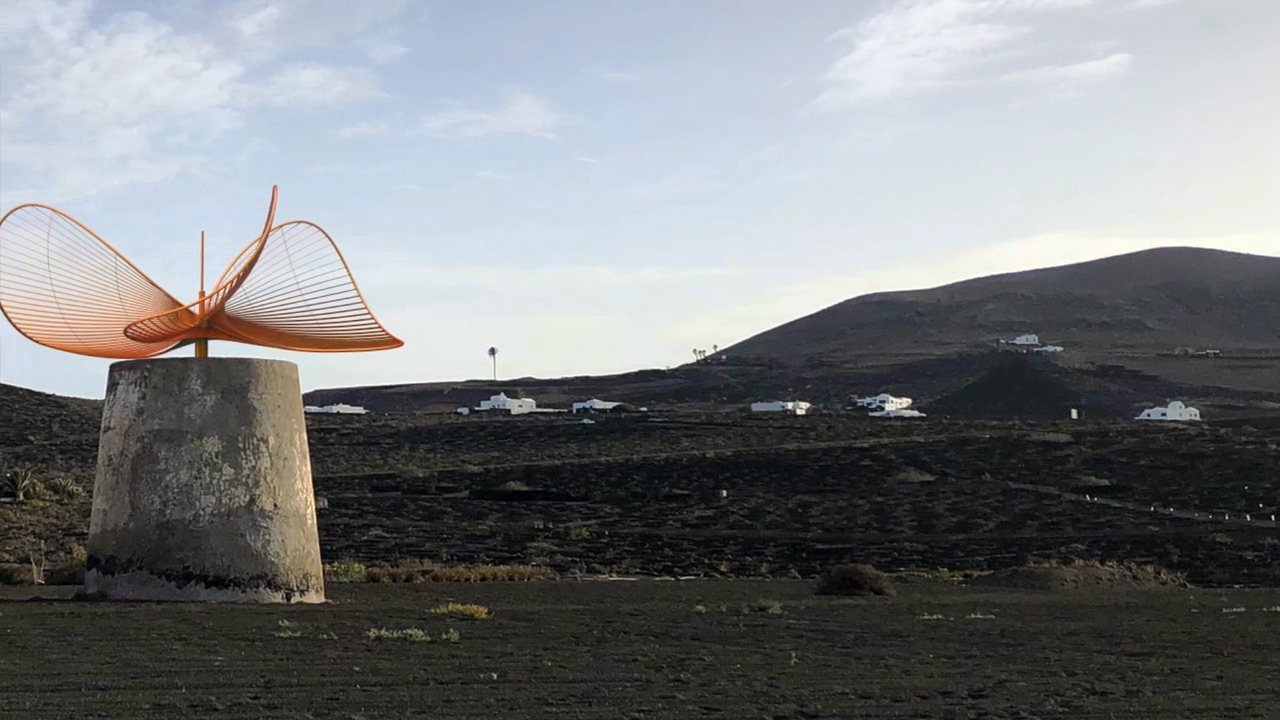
[[724, 247, 1280, 363], [310, 247, 1280, 412]]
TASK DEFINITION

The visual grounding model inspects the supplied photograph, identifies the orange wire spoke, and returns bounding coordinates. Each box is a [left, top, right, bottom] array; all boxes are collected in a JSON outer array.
[[124, 186, 278, 344], [210, 220, 402, 351], [0, 204, 187, 358], [0, 186, 402, 358]]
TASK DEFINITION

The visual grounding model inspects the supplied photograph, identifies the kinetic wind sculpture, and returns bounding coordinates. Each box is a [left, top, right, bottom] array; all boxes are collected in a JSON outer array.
[[0, 185, 402, 360], [0, 186, 401, 604]]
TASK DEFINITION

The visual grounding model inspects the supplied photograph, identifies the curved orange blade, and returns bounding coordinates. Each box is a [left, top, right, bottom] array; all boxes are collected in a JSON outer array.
[[208, 220, 403, 352], [124, 185, 279, 344], [0, 203, 188, 358]]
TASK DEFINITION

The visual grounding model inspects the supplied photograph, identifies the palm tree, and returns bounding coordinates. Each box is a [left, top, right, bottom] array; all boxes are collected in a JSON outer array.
[[487, 346, 498, 380]]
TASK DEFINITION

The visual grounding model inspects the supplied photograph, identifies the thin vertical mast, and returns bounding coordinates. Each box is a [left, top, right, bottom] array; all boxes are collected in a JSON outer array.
[[195, 231, 209, 358]]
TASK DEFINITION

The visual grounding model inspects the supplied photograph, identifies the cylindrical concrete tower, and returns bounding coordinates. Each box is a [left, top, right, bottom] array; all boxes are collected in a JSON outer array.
[[86, 358, 324, 603]]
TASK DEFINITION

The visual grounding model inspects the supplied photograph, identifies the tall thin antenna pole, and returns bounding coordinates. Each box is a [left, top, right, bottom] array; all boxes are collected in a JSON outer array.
[[195, 231, 209, 359]]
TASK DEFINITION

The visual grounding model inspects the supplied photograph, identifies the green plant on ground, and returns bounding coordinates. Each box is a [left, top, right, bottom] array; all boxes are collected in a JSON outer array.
[[428, 602, 491, 620], [363, 559, 554, 583], [45, 477, 84, 500], [815, 564, 894, 597], [44, 545, 87, 585], [2, 468, 40, 503], [747, 599, 784, 615], [324, 560, 369, 583], [366, 627, 430, 642], [892, 468, 936, 483], [439, 628, 461, 643]]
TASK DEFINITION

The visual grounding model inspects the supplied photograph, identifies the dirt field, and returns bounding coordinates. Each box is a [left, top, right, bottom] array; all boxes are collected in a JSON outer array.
[[2, 580, 1278, 719], [6, 413, 1280, 586]]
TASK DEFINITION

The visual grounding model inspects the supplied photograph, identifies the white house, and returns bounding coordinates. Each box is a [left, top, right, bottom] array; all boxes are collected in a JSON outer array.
[[854, 394, 914, 412], [572, 398, 622, 413], [1033, 344, 1065, 353], [869, 408, 927, 418], [478, 393, 538, 415], [1135, 401, 1201, 422], [750, 400, 812, 415], [304, 403, 368, 414], [1007, 333, 1041, 346]]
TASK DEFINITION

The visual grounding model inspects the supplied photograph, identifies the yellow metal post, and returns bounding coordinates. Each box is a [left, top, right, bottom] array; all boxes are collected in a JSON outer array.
[[195, 231, 209, 358]]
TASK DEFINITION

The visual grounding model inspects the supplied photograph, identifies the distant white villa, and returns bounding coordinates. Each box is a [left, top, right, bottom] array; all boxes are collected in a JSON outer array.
[[750, 400, 812, 415], [1135, 401, 1201, 422], [304, 403, 368, 415], [479, 393, 538, 415], [854, 394, 914, 412], [1001, 333, 1066, 353], [572, 398, 622, 413], [869, 408, 927, 418]]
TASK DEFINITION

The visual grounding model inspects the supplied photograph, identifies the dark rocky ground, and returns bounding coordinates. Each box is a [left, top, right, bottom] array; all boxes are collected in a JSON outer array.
[[3, 580, 1279, 719], [5, 402, 1278, 587]]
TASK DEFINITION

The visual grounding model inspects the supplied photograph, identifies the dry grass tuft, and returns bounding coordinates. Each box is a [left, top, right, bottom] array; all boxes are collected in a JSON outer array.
[[428, 602, 491, 620], [366, 627, 430, 642], [361, 559, 555, 584], [970, 559, 1189, 591]]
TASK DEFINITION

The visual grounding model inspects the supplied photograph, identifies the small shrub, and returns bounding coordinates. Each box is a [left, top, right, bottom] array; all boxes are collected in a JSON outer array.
[[0, 564, 32, 585], [815, 564, 894, 597], [46, 478, 84, 500], [366, 627, 430, 642], [2, 469, 40, 503], [499, 480, 530, 492], [440, 628, 461, 643], [364, 559, 554, 583], [324, 560, 369, 583], [428, 602, 491, 620], [892, 468, 935, 484], [45, 545, 87, 585], [748, 599, 784, 615], [1027, 431, 1074, 444]]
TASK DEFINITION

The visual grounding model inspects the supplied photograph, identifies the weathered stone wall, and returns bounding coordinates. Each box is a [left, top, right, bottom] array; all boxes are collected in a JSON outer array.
[[86, 358, 324, 602]]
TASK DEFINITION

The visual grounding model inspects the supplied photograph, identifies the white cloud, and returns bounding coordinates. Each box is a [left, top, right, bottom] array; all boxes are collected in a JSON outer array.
[[0, 2, 391, 202], [814, 0, 1134, 107], [368, 42, 408, 64], [255, 64, 385, 106], [335, 120, 390, 139], [232, 5, 281, 36], [420, 89, 567, 140], [1003, 52, 1132, 98], [473, 170, 517, 181], [584, 67, 647, 83]]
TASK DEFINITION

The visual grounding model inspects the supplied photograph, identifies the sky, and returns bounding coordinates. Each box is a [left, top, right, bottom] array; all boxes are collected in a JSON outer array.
[[1, 0, 1278, 398]]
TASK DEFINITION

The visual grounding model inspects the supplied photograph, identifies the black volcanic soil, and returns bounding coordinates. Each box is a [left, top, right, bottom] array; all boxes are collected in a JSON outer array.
[[3, 581, 1280, 719], [5, 403, 1279, 587]]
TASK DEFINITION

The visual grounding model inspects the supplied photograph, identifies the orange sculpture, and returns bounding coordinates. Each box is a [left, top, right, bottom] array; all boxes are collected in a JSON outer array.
[[0, 186, 402, 359]]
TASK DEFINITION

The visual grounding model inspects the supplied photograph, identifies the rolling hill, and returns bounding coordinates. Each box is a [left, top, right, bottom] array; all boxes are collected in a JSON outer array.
[[723, 247, 1280, 363], [303, 247, 1280, 415]]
